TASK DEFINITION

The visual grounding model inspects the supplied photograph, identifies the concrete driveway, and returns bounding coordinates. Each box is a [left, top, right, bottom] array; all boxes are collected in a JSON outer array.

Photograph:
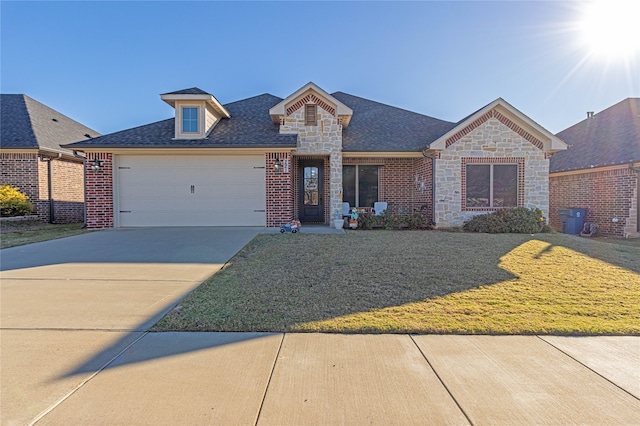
[[0, 227, 261, 425]]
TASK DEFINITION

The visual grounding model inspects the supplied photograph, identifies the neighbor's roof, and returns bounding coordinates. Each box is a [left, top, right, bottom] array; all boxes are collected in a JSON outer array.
[[1, 94, 100, 155], [551, 98, 640, 172], [331, 92, 456, 151], [65, 94, 298, 149]]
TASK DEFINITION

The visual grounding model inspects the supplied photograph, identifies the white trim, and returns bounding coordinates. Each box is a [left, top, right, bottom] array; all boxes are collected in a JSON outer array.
[[269, 82, 353, 124]]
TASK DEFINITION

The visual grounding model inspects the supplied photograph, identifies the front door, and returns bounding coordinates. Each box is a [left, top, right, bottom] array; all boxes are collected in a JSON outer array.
[[299, 160, 324, 223]]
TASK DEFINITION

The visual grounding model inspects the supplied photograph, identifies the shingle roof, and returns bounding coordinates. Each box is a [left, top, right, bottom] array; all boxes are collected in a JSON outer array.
[[65, 94, 298, 149], [331, 92, 456, 152], [161, 87, 212, 96], [65, 91, 457, 152], [1, 94, 100, 155], [550, 98, 640, 172]]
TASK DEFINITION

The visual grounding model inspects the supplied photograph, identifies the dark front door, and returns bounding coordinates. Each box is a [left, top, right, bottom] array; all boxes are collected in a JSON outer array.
[[299, 160, 324, 223]]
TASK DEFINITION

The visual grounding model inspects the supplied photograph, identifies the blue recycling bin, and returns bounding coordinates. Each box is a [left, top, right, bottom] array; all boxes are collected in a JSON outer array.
[[558, 208, 587, 234]]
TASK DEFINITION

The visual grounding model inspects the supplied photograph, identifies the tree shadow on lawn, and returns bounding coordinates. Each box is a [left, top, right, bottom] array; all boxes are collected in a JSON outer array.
[[152, 230, 640, 333]]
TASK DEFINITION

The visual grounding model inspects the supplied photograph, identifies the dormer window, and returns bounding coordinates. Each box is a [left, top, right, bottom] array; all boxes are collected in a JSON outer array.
[[182, 107, 199, 133], [305, 104, 317, 126]]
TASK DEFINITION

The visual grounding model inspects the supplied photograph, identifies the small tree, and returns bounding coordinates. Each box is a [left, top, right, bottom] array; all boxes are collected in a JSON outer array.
[[0, 184, 34, 217]]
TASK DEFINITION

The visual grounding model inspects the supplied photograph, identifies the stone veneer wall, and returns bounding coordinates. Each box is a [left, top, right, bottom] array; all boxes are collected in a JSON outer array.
[[85, 152, 113, 228], [434, 117, 549, 227], [549, 167, 639, 237], [280, 102, 343, 226]]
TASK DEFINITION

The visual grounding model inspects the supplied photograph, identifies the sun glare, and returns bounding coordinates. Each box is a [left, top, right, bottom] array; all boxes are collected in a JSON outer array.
[[578, 0, 640, 61]]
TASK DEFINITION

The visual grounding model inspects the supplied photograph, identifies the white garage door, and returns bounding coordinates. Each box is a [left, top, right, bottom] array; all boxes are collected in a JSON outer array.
[[116, 155, 266, 227]]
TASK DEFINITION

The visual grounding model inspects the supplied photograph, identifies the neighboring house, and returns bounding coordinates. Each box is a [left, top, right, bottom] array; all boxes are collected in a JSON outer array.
[[549, 98, 640, 238], [64, 83, 566, 229], [1, 94, 100, 223]]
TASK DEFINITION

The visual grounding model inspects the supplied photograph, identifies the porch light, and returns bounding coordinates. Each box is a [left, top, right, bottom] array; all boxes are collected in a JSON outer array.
[[273, 156, 283, 172], [90, 158, 103, 173]]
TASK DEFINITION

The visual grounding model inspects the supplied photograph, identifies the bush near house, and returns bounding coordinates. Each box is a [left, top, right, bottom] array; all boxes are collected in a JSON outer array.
[[463, 207, 553, 234], [358, 209, 433, 230], [0, 184, 34, 217]]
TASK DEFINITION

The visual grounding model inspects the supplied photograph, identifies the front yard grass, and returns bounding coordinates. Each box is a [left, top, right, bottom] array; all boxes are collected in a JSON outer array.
[[154, 231, 640, 335], [0, 220, 86, 249]]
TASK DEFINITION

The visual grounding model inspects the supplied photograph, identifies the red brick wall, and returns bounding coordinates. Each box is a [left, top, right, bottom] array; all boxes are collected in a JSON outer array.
[[266, 152, 293, 227], [343, 157, 432, 216], [549, 167, 638, 237], [0, 153, 84, 223], [1, 152, 40, 215], [85, 153, 114, 228], [51, 158, 84, 223]]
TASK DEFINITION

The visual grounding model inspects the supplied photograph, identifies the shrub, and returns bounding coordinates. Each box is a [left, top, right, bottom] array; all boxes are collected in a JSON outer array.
[[463, 207, 550, 234], [356, 209, 432, 230], [0, 184, 34, 217]]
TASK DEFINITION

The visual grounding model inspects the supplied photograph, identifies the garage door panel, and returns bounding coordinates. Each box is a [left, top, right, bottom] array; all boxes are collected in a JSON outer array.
[[116, 155, 266, 227]]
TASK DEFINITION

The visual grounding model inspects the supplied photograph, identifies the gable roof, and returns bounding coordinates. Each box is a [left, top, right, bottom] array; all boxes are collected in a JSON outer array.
[[65, 94, 297, 149], [269, 82, 354, 127], [1, 94, 100, 155], [428, 98, 567, 153], [161, 87, 212, 96], [550, 98, 640, 173], [331, 92, 456, 152]]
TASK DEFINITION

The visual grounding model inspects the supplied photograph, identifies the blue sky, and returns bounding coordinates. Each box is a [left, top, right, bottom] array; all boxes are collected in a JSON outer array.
[[1, 1, 638, 135]]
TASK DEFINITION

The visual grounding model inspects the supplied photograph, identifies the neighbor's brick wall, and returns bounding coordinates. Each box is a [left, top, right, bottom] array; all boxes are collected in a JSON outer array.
[[549, 167, 639, 237], [51, 158, 84, 223], [266, 152, 294, 227], [85, 153, 113, 228], [1, 152, 41, 215], [0, 153, 83, 223], [343, 157, 432, 216], [434, 117, 549, 227]]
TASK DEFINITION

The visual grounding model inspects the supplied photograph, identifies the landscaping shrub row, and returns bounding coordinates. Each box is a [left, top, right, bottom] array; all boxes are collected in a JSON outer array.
[[463, 207, 553, 234]]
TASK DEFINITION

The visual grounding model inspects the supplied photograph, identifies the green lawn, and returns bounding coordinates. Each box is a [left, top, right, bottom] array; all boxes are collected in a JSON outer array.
[[154, 231, 640, 335], [0, 220, 86, 249]]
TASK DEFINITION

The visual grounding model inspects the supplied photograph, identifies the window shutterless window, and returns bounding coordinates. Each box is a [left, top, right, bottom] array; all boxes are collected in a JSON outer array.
[[466, 164, 518, 208], [182, 107, 198, 133], [343, 165, 379, 208], [305, 104, 317, 126]]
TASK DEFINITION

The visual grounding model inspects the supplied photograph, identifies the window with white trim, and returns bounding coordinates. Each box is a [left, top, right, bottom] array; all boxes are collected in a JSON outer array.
[[343, 165, 379, 208], [465, 164, 518, 208], [182, 107, 199, 133]]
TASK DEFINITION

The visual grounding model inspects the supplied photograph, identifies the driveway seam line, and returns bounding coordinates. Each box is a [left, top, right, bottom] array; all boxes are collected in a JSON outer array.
[[536, 335, 640, 401], [409, 335, 474, 426], [254, 332, 286, 426], [27, 331, 149, 426]]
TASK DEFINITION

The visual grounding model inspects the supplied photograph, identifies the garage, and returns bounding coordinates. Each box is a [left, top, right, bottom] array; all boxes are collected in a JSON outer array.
[[116, 155, 266, 227]]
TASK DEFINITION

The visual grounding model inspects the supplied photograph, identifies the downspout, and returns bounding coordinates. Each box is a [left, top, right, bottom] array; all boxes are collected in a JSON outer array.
[[630, 164, 640, 232], [422, 150, 437, 226], [73, 150, 88, 228], [42, 152, 61, 223]]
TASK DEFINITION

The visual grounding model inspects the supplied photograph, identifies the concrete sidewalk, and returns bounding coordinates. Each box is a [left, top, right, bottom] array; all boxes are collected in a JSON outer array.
[[6, 333, 639, 425]]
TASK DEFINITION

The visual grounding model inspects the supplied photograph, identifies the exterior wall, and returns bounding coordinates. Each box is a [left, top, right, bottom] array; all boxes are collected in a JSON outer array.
[[50, 158, 84, 223], [280, 100, 343, 226], [0, 153, 84, 223], [266, 152, 294, 227], [0, 152, 41, 217], [343, 157, 432, 217], [434, 117, 549, 227], [85, 153, 114, 228], [549, 167, 639, 237]]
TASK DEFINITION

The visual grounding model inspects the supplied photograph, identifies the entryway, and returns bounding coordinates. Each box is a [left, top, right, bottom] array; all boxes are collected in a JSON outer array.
[[298, 159, 325, 223]]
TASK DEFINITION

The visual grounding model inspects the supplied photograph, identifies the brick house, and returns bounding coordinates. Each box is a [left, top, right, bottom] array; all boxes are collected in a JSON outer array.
[[549, 98, 640, 238], [1, 94, 100, 223], [64, 83, 566, 229]]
